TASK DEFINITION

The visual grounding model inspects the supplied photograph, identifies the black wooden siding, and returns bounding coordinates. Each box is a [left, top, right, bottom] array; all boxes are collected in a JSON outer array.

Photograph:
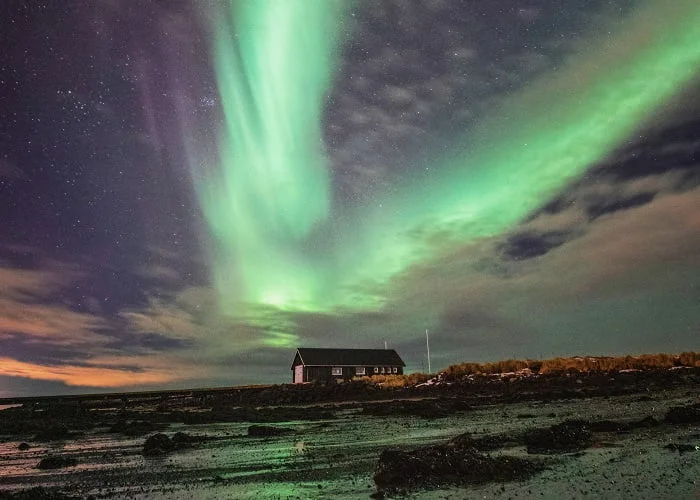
[[295, 365, 404, 383], [291, 348, 406, 383]]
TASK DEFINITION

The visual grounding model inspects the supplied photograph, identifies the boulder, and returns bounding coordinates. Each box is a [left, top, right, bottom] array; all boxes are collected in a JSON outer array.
[[665, 404, 700, 424], [525, 420, 592, 454], [171, 431, 203, 446], [247, 425, 293, 437], [142, 433, 174, 456], [37, 455, 78, 470], [664, 443, 699, 454], [142, 432, 204, 456], [374, 441, 541, 493]]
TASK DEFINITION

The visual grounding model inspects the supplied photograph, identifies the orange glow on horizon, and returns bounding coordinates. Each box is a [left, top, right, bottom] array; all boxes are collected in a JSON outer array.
[[0, 357, 178, 388]]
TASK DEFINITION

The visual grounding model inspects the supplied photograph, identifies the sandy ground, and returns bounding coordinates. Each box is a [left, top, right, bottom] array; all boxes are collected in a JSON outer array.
[[1, 387, 699, 499]]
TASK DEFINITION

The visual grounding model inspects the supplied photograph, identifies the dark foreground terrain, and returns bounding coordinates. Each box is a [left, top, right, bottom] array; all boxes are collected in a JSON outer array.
[[1, 368, 699, 499]]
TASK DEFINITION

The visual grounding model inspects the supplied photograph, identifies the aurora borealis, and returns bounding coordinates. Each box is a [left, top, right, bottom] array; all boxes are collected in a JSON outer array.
[[1, 0, 699, 396], [204, 0, 700, 316], [200, 0, 346, 314], [339, 0, 700, 302]]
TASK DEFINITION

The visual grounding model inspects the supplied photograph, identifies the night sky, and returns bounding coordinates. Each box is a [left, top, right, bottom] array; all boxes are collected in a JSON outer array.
[[1, 0, 699, 397]]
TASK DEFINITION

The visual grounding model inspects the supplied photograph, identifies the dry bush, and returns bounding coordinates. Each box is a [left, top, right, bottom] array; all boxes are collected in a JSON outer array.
[[353, 351, 699, 387], [444, 351, 700, 377], [353, 373, 431, 388], [679, 351, 700, 367], [446, 358, 543, 377]]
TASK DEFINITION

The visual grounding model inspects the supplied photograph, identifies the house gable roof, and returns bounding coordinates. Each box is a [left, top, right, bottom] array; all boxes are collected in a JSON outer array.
[[292, 348, 405, 369]]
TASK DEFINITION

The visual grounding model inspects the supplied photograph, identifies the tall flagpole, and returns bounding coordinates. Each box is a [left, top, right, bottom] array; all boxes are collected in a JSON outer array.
[[426, 329, 431, 373]]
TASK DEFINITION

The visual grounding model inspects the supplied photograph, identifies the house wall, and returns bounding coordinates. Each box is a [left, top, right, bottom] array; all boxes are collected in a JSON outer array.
[[293, 365, 303, 383], [304, 366, 332, 383], [292, 365, 403, 383], [355, 366, 404, 377], [291, 360, 405, 384]]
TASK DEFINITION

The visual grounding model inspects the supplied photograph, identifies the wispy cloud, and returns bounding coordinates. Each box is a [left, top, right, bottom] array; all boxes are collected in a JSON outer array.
[[0, 256, 108, 345], [0, 299, 107, 345], [0, 249, 196, 389]]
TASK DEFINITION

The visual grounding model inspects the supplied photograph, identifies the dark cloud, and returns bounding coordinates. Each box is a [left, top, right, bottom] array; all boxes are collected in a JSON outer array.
[[586, 193, 656, 219], [500, 231, 569, 261], [0, 333, 89, 367], [103, 331, 192, 354], [291, 309, 393, 346], [531, 117, 700, 239], [592, 117, 700, 182]]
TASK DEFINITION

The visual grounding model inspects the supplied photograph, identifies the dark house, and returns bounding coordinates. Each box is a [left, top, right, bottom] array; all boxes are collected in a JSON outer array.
[[291, 347, 406, 384]]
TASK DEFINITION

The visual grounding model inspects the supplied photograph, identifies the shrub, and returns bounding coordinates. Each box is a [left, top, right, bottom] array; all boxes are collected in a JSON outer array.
[[352, 373, 431, 388], [443, 351, 700, 377]]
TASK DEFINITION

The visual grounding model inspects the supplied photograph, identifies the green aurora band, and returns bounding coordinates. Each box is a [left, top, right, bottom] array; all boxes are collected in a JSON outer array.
[[200, 0, 346, 320], [335, 0, 700, 308], [199, 0, 700, 344]]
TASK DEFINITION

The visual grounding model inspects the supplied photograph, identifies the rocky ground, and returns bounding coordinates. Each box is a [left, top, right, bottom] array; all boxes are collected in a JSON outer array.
[[0, 369, 698, 499]]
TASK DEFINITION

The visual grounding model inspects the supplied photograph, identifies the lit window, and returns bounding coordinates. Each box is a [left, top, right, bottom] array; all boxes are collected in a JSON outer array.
[[373, 367, 379, 374], [332, 367, 342, 376], [355, 367, 366, 375], [392, 367, 398, 374]]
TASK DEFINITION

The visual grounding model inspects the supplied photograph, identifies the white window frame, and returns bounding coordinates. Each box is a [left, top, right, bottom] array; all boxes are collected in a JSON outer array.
[[331, 367, 343, 376], [373, 367, 379, 374], [355, 367, 366, 376], [392, 367, 398, 374]]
